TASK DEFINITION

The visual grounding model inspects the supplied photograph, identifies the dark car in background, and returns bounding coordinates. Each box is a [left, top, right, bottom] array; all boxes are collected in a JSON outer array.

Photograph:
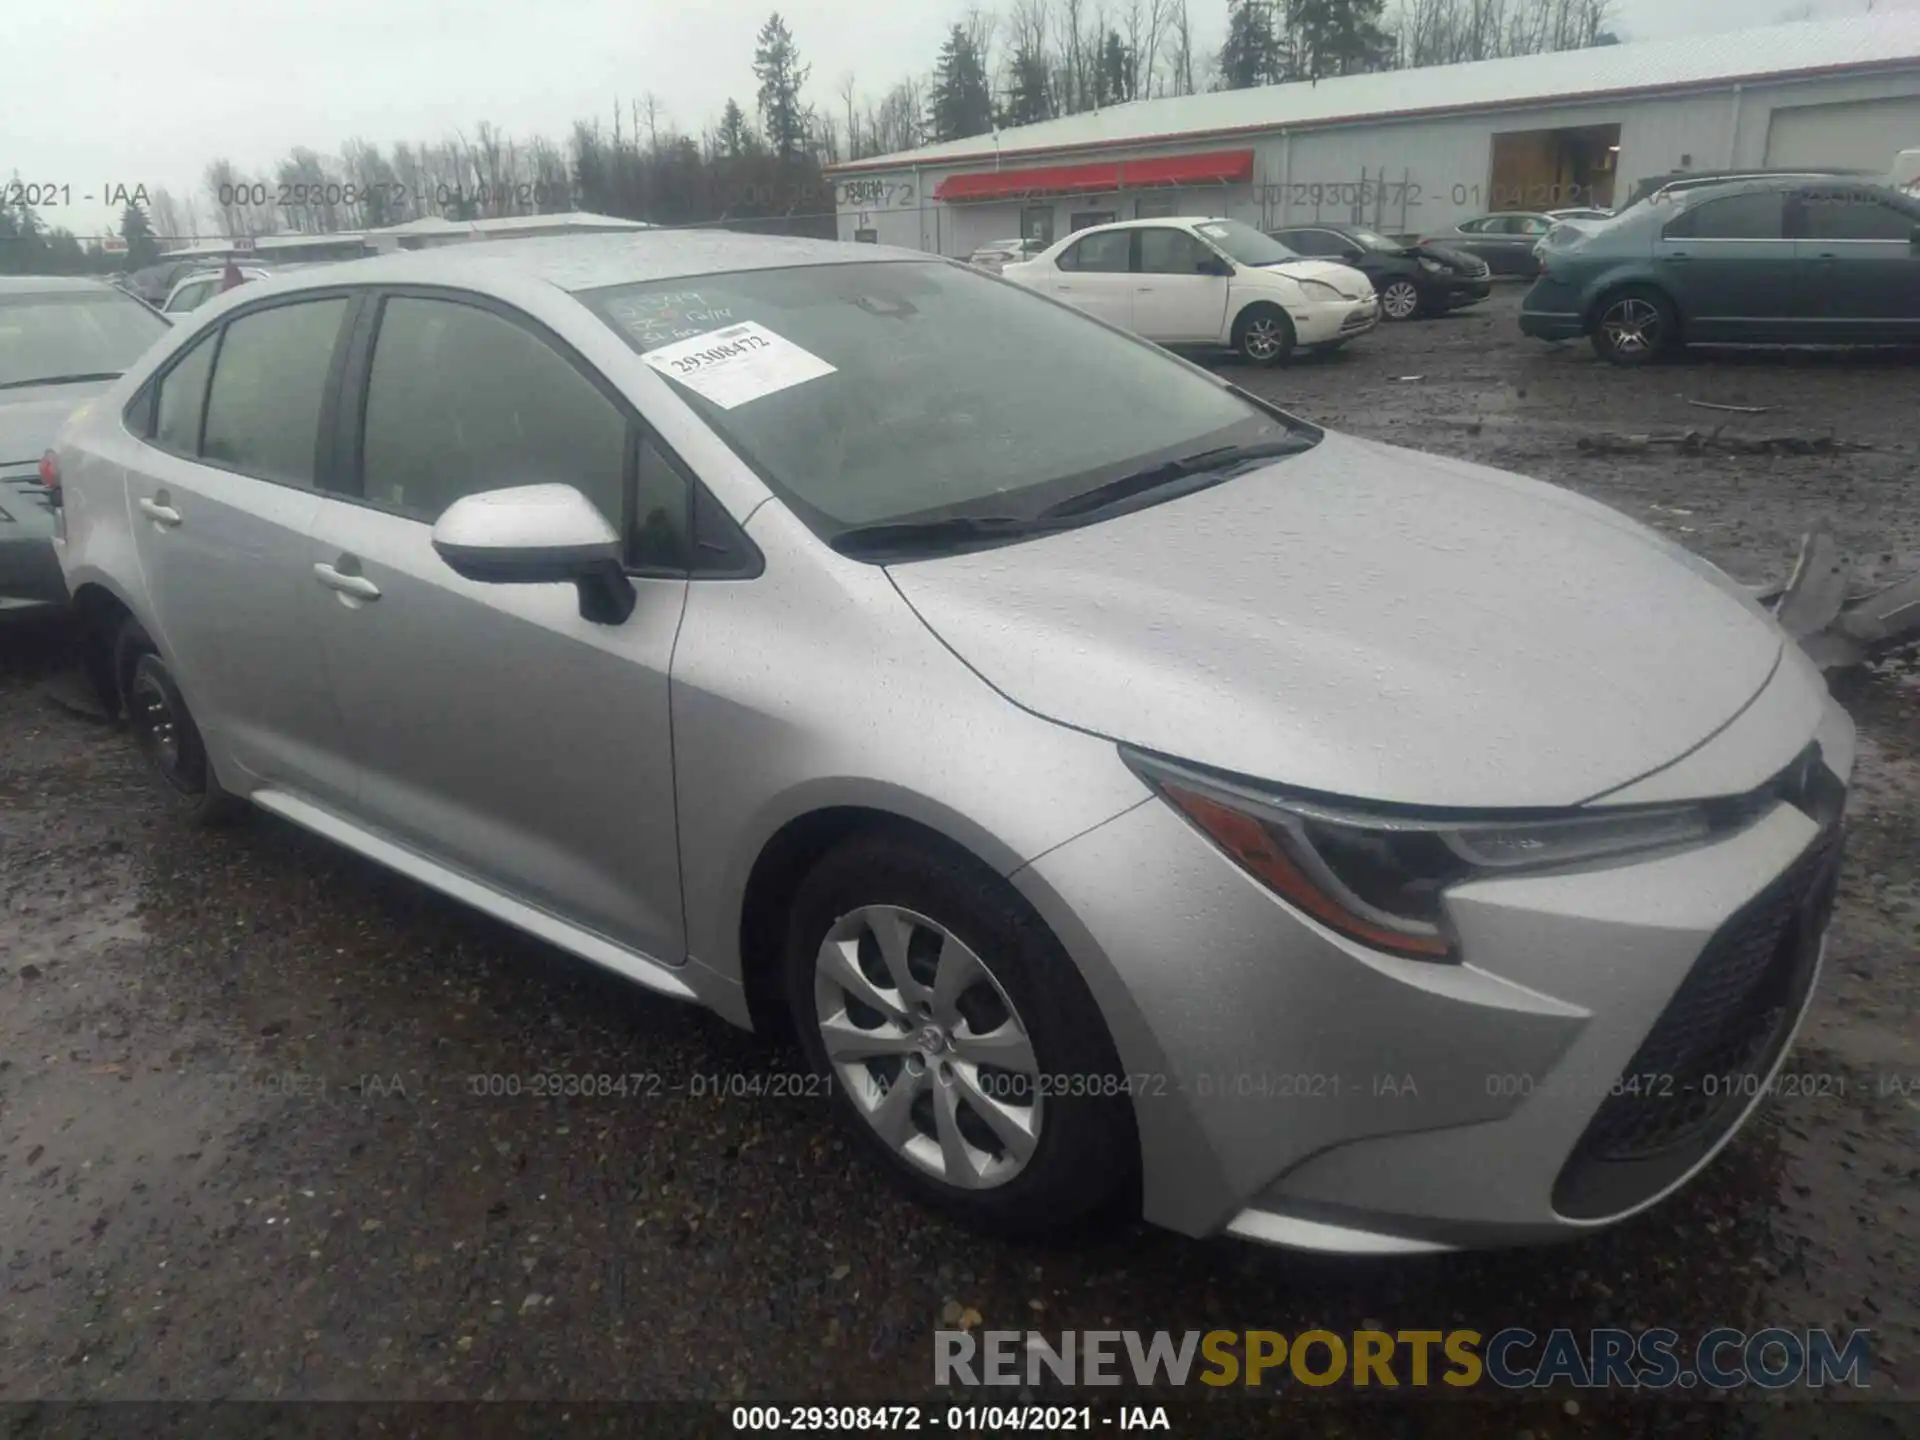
[[1, 277, 172, 603], [1519, 176, 1920, 364], [1419, 212, 1556, 275], [1268, 222, 1492, 320]]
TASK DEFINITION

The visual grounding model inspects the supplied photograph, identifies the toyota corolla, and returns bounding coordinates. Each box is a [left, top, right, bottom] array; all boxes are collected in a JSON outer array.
[[49, 232, 1850, 1252]]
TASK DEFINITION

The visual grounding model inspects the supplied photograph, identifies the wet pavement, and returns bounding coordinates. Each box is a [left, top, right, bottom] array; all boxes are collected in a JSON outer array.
[[2, 287, 1916, 1436]]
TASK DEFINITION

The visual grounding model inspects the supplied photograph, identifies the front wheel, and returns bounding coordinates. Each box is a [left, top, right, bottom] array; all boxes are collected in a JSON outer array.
[[1379, 278, 1423, 321], [1591, 287, 1678, 365], [1232, 305, 1296, 366], [784, 832, 1136, 1237]]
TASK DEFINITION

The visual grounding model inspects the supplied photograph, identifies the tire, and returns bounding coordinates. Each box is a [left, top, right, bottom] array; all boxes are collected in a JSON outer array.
[[1231, 304, 1296, 366], [116, 620, 245, 826], [1379, 278, 1423, 321], [1591, 286, 1678, 366], [784, 831, 1136, 1237]]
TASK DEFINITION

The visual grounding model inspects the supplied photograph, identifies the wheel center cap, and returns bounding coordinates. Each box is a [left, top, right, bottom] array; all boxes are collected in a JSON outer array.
[[916, 1023, 948, 1055]]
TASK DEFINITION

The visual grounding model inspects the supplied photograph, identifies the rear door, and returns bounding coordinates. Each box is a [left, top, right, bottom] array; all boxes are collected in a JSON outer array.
[[1040, 229, 1135, 328], [121, 293, 360, 805], [1131, 227, 1230, 342], [1789, 184, 1920, 341], [1652, 189, 1806, 340], [301, 287, 690, 962]]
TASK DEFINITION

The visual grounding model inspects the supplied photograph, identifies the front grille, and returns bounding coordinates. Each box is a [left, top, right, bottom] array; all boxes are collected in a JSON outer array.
[[1552, 810, 1844, 1221], [1340, 308, 1377, 330]]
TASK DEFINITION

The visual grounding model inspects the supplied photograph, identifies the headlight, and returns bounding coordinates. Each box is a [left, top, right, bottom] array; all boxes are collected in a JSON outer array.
[[1417, 257, 1445, 273], [1123, 749, 1715, 961], [1295, 278, 1346, 302]]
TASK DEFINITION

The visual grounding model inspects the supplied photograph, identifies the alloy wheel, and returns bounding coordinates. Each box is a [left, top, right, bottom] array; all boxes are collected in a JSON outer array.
[[1381, 280, 1421, 320], [1241, 316, 1286, 361], [1601, 297, 1663, 357], [813, 904, 1042, 1190]]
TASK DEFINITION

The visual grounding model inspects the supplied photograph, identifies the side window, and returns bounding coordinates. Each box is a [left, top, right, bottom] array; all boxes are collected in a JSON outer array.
[[1137, 228, 1213, 274], [201, 298, 348, 485], [151, 333, 218, 454], [1668, 191, 1785, 241], [1279, 230, 1332, 256], [1456, 218, 1487, 234], [1057, 230, 1130, 273], [359, 296, 627, 530], [1520, 217, 1553, 235], [630, 433, 691, 571], [1793, 188, 1917, 241]]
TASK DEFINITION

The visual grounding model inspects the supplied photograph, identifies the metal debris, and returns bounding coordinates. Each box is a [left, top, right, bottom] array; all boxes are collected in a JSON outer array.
[[1759, 524, 1920, 670], [1686, 399, 1773, 415]]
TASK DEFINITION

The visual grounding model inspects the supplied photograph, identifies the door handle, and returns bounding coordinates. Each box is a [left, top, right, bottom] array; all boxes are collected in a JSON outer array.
[[1136, 285, 1155, 292], [138, 496, 182, 527], [313, 562, 381, 600]]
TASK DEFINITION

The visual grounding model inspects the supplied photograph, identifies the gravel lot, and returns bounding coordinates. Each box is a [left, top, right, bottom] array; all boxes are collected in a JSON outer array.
[[2, 286, 1916, 1436]]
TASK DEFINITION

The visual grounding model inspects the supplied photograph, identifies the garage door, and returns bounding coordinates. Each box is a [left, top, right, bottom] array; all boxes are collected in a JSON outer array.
[[1763, 94, 1920, 174]]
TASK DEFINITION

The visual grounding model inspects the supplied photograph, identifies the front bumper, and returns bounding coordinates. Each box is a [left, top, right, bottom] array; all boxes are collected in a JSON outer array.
[[1013, 703, 1853, 1251], [1438, 276, 1493, 307], [1293, 296, 1380, 346]]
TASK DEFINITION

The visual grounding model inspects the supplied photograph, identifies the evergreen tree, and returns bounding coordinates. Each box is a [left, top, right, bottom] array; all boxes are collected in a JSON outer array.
[[1218, 0, 1282, 88], [928, 25, 995, 142], [120, 202, 160, 269], [718, 99, 753, 159], [1097, 29, 1136, 104], [753, 13, 812, 161], [1289, 0, 1392, 77], [1002, 44, 1054, 126]]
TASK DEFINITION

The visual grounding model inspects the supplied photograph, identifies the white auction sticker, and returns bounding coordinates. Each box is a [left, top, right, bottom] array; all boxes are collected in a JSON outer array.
[[640, 321, 836, 409]]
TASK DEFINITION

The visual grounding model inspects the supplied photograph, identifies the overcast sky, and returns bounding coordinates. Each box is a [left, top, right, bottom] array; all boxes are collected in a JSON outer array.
[[3, 0, 1903, 238]]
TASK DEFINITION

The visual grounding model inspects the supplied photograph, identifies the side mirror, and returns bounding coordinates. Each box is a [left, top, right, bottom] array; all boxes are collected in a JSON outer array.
[[1197, 256, 1233, 277], [431, 483, 636, 625]]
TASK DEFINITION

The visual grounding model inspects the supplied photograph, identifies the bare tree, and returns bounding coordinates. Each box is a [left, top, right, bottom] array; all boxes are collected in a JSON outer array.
[[1167, 0, 1198, 94], [148, 186, 186, 248]]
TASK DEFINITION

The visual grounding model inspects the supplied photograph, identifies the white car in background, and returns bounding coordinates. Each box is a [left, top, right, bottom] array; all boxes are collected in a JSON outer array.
[[161, 266, 271, 315], [1534, 207, 1618, 263], [1002, 216, 1378, 364], [967, 237, 1045, 273]]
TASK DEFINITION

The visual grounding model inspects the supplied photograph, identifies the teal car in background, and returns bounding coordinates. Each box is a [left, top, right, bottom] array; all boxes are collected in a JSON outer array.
[[1519, 176, 1920, 365]]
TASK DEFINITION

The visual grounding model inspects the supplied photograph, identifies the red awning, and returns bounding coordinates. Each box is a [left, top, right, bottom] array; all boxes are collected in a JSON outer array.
[[933, 148, 1254, 202]]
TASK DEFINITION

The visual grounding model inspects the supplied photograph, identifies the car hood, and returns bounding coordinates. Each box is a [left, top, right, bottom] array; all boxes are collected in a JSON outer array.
[[1252, 258, 1373, 296], [885, 431, 1786, 809], [1417, 243, 1485, 271], [0, 379, 115, 466]]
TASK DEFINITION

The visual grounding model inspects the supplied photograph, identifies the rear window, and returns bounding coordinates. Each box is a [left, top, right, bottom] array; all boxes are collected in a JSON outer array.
[[0, 288, 170, 389], [580, 260, 1290, 534]]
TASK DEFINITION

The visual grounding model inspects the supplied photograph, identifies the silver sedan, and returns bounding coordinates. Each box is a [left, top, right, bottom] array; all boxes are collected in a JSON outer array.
[[50, 232, 1851, 1252]]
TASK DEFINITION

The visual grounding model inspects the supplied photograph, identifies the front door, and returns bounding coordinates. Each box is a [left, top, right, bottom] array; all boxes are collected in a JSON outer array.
[[1652, 189, 1805, 340], [1131, 226, 1231, 342], [1790, 185, 1920, 342], [1043, 229, 1135, 329], [121, 295, 359, 806], [303, 291, 690, 962]]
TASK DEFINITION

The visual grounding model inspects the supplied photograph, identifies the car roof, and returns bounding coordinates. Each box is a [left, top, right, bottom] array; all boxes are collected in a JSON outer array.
[[1061, 216, 1229, 239], [238, 230, 935, 298], [0, 275, 128, 296]]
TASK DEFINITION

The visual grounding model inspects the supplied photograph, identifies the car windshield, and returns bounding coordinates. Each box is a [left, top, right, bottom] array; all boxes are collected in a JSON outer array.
[[1347, 227, 1402, 252], [581, 260, 1301, 537], [0, 288, 171, 389], [1192, 219, 1300, 266]]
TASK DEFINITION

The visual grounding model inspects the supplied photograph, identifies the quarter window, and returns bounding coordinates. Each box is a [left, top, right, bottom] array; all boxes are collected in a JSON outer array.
[[358, 296, 629, 532], [200, 298, 348, 486], [152, 334, 217, 454]]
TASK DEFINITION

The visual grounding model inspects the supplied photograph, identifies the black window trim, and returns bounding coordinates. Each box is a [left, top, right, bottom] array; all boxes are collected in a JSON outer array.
[[332, 283, 761, 582], [127, 287, 364, 491]]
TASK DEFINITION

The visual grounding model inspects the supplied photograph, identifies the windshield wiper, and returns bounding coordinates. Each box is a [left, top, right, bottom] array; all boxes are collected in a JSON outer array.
[[1036, 436, 1319, 522], [0, 371, 123, 391], [829, 514, 1064, 560]]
